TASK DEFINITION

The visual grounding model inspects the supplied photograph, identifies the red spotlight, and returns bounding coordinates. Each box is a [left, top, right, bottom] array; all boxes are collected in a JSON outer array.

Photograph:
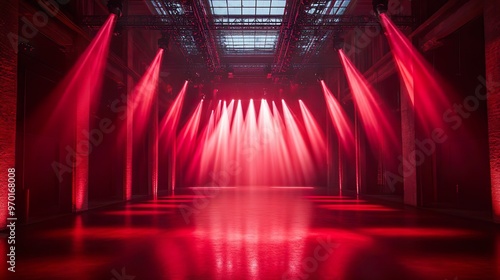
[[338, 49, 399, 157], [380, 14, 453, 132], [320, 80, 354, 155]]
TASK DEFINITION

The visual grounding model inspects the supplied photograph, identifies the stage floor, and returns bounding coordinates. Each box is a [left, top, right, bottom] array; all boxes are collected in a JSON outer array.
[[2, 187, 500, 279]]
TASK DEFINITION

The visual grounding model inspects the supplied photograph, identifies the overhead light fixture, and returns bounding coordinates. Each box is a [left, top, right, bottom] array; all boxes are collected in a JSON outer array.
[[333, 35, 344, 51], [158, 32, 169, 50], [107, 0, 123, 18], [226, 65, 234, 79], [18, 41, 35, 54], [315, 70, 325, 82], [372, 0, 388, 15], [264, 65, 272, 79]]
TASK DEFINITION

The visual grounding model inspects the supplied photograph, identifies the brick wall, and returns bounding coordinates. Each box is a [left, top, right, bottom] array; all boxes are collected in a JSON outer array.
[[0, 0, 18, 229], [485, 0, 500, 222]]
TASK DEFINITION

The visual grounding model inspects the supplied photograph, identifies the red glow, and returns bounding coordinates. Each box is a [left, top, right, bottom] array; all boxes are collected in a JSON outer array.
[[160, 81, 189, 191], [497, 236, 500, 278], [160, 81, 189, 145], [319, 204, 399, 211], [299, 100, 327, 167], [320, 80, 354, 155], [189, 190, 311, 279], [177, 100, 203, 175], [117, 49, 164, 199], [380, 14, 452, 132], [361, 227, 479, 238], [187, 99, 323, 186], [307, 199, 367, 203], [29, 14, 116, 211], [103, 209, 175, 215], [128, 49, 164, 138], [303, 195, 356, 199], [230, 100, 244, 185], [270, 186, 315, 189], [37, 15, 116, 133], [281, 100, 315, 184], [44, 226, 161, 239], [338, 50, 399, 156]]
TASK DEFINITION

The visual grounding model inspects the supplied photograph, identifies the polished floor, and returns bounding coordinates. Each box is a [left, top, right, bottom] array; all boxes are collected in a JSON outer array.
[[2, 187, 500, 280]]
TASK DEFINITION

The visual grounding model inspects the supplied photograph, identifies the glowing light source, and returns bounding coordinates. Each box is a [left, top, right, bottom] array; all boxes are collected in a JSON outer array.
[[107, 0, 123, 18], [372, 0, 388, 15], [185, 98, 324, 186]]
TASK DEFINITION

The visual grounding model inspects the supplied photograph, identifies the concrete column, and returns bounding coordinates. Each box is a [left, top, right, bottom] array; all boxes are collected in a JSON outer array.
[[0, 0, 18, 229], [484, 0, 500, 222], [354, 107, 361, 195], [401, 78, 417, 206], [325, 70, 340, 195], [125, 31, 134, 201], [168, 140, 176, 192], [149, 91, 159, 198], [336, 71, 343, 195], [72, 36, 89, 212]]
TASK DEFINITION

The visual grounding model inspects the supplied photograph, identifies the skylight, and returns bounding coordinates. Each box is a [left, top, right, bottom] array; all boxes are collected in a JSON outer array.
[[307, 0, 351, 16], [209, 0, 286, 54], [209, 0, 286, 16], [220, 31, 278, 54]]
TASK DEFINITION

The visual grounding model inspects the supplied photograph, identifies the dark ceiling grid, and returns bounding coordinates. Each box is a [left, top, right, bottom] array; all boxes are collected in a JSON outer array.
[[81, 0, 414, 80]]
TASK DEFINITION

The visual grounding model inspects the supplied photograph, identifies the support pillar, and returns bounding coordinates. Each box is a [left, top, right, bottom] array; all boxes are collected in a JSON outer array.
[[401, 79, 417, 206], [168, 140, 176, 192], [124, 31, 134, 201], [72, 36, 89, 212], [150, 92, 159, 198], [484, 0, 500, 222], [336, 70, 343, 195]]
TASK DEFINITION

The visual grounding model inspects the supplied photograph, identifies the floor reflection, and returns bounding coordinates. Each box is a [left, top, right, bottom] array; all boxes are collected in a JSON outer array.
[[191, 189, 312, 280], [1, 187, 500, 280]]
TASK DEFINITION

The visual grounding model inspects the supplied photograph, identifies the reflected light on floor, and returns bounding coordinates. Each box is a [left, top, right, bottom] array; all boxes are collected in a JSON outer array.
[[361, 227, 480, 237], [319, 204, 400, 211]]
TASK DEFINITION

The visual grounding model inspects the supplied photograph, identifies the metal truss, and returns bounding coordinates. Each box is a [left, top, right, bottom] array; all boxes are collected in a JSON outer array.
[[81, 15, 414, 31], [81, 12, 413, 76]]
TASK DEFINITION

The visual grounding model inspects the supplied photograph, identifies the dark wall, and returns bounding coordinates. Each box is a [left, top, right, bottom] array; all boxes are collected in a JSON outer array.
[[421, 17, 491, 210], [17, 33, 70, 219]]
